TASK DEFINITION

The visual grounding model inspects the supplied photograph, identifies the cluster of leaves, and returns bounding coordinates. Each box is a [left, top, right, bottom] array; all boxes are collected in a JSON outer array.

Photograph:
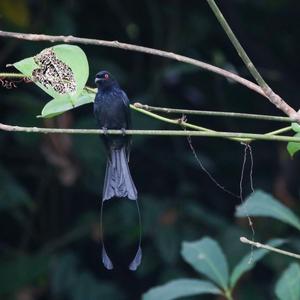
[[143, 190, 300, 300]]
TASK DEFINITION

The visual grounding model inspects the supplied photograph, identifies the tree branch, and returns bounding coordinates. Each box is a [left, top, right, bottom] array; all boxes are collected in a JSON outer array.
[[206, 0, 300, 122], [240, 237, 300, 260], [0, 30, 270, 100], [133, 103, 293, 122], [1, 123, 300, 143]]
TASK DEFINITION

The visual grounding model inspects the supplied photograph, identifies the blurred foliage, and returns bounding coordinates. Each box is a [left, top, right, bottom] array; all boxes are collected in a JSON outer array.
[[143, 236, 284, 299], [1, 0, 300, 299]]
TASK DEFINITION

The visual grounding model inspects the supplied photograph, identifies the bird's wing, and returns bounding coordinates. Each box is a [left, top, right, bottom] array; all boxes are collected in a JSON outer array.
[[120, 90, 130, 106]]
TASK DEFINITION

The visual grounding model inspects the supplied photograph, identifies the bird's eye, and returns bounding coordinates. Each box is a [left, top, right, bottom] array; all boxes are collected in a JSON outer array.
[[104, 73, 109, 79]]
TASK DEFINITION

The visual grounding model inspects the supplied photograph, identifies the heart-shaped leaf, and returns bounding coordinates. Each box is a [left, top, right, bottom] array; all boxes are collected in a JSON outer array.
[[14, 44, 90, 117]]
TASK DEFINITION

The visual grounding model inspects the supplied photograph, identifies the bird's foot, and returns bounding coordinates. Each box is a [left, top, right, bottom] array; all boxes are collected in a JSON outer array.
[[102, 127, 108, 135], [121, 128, 126, 136]]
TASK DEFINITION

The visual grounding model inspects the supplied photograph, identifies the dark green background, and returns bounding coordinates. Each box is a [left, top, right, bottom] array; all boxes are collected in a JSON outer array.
[[0, 0, 300, 299]]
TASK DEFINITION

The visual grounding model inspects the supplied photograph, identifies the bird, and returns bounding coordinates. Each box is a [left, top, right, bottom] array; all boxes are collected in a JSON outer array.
[[94, 70, 141, 271]]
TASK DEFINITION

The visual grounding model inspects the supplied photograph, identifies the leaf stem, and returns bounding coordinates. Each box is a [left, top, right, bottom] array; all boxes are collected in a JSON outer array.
[[240, 237, 300, 260], [264, 126, 292, 136], [0, 72, 28, 78], [225, 290, 234, 300]]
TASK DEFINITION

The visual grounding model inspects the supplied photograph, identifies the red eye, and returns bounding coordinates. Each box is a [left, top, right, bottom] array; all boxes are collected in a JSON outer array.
[[104, 73, 109, 79]]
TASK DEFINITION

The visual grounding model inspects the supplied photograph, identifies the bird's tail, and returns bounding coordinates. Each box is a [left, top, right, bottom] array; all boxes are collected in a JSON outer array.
[[103, 146, 137, 201], [100, 146, 142, 271]]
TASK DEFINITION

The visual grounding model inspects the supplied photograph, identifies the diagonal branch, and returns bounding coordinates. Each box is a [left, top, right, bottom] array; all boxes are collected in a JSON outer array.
[[206, 0, 300, 122], [240, 237, 300, 260], [0, 30, 270, 99], [133, 103, 293, 122]]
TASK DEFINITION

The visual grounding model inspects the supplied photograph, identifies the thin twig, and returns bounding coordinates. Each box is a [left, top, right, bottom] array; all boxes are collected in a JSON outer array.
[[0, 72, 27, 79], [134, 103, 293, 122], [1, 123, 300, 142], [264, 126, 292, 136], [206, 0, 300, 122], [240, 236, 300, 260], [131, 104, 249, 143], [132, 103, 293, 143]]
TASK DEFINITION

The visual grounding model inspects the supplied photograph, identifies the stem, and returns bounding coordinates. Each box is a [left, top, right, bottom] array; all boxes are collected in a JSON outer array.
[[0, 72, 28, 78], [134, 103, 293, 122], [240, 237, 300, 260], [131, 103, 248, 143], [206, 0, 300, 122], [225, 290, 234, 300], [264, 126, 292, 136], [1, 123, 300, 142]]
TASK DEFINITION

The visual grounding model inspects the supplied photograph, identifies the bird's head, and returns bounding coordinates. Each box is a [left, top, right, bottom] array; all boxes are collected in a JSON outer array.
[[95, 71, 117, 90]]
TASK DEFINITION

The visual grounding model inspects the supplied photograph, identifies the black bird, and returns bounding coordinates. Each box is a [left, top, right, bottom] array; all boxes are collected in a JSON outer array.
[[94, 70, 141, 271]]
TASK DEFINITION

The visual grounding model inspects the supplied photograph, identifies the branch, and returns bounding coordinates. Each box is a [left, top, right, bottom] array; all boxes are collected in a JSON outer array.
[[1, 123, 300, 142], [131, 103, 293, 143], [131, 103, 248, 143], [134, 103, 293, 122], [240, 237, 300, 260], [206, 0, 300, 122], [0, 30, 268, 99], [0, 72, 27, 79]]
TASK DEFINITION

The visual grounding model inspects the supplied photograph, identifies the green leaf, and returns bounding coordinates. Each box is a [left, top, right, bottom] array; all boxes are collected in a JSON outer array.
[[275, 263, 300, 300], [181, 237, 229, 290], [287, 133, 300, 158], [0, 254, 50, 294], [291, 122, 300, 133], [230, 238, 285, 288], [14, 44, 89, 99], [14, 44, 90, 117], [235, 190, 300, 231], [40, 89, 94, 118], [142, 279, 222, 300]]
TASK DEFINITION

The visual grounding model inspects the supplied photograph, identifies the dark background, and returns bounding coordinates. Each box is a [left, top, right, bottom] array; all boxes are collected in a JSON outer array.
[[0, 0, 300, 299]]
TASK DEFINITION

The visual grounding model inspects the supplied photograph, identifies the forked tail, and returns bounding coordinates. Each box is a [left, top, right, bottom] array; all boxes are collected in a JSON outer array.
[[101, 146, 141, 270]]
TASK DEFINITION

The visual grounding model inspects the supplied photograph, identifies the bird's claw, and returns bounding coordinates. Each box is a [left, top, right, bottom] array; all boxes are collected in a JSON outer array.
[[121, 128, 126, 136], [102, 127, 108, 135], [178, 114, 187, 124]]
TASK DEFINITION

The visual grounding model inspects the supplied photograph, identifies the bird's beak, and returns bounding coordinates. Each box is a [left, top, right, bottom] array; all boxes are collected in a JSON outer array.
[[95, 78, 101, 84]]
